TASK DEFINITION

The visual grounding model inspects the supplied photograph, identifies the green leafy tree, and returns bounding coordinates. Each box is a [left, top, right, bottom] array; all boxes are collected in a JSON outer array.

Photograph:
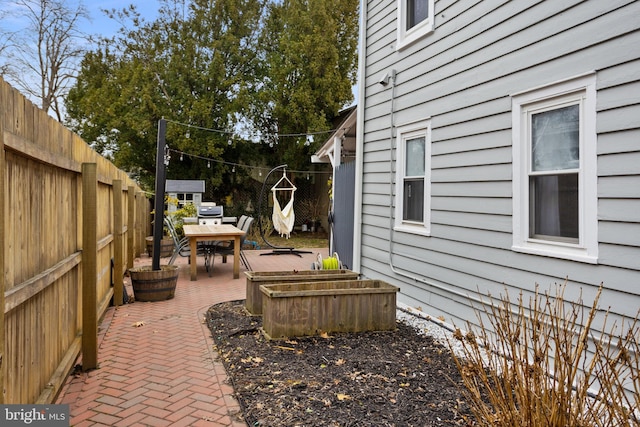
[[256, 0, 359, 171], [65, 0, 359, 194], [66, 0, 266, 192]]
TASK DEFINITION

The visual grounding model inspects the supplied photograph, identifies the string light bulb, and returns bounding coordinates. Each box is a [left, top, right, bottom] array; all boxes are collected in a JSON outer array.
[[180, 153, 183, 161], [207, 161, 211, 168], [232, 166, 236, 172]]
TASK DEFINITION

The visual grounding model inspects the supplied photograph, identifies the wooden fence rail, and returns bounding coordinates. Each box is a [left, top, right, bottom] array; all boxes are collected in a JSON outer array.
[[0, 77, 150, 404]]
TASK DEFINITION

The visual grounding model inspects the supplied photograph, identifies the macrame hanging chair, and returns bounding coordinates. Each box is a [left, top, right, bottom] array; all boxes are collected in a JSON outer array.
[[256, 164, 311, 257], [271, 182, 296, 239]]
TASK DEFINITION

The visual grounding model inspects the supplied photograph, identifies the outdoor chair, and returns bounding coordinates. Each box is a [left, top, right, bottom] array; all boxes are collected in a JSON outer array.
[[165, 216, 203, 265], [201, 214, 251, 276], [210, 216, 254, 272]]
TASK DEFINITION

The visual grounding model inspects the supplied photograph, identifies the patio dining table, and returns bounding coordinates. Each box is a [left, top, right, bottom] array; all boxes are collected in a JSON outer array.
[[183, 224, 246, 280]]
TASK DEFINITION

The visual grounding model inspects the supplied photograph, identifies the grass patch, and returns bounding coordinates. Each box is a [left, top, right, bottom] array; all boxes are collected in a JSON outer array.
[[248, 230, 329, 249]]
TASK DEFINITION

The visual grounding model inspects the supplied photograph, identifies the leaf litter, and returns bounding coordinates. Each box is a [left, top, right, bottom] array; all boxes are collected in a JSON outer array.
[[206, 300, 476, 427]]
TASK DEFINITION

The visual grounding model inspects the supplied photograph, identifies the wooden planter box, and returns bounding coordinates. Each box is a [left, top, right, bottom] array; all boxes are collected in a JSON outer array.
[[260, 279, 399, 339], [244, 269, 360, 315]]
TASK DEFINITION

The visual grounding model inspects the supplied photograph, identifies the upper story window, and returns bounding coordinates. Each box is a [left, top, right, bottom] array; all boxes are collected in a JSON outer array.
[[512, 73, 598, 263], [397, 0, 435, 49], [395, 118, 431, 235]]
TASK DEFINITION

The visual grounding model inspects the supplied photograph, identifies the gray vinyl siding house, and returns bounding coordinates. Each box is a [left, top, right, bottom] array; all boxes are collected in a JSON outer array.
[[353, 0, 640, 330]]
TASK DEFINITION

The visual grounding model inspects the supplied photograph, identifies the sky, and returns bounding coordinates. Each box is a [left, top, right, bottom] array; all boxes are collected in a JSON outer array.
[[79, 1, 161, 43], [0, 0, 162, 43]]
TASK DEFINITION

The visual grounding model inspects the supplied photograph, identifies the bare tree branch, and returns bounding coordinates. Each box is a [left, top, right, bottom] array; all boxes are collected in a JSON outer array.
[[1, 0, 89, 120]]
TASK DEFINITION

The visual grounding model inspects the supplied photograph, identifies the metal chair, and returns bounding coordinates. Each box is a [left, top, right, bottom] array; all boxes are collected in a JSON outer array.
[[165, 216, 202, 265], [210, 216, 254, 271], [200, 214, 251, 276]]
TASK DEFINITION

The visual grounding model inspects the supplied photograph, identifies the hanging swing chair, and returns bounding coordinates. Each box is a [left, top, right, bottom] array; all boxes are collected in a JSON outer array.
[[257, 164, 312, 257], [271, 171, 296, 239]]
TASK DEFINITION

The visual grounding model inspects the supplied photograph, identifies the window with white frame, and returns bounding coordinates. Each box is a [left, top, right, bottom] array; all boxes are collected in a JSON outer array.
[[395, 118, 431, 235], [176, 193, 194, 208], [512, 73, 598, 263], [397, 0, 435, 49]]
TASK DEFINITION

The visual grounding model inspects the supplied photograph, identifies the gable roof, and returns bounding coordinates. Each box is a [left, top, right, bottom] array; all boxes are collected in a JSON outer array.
[[312, 105, 357, 164], [165, 179, 205, 193]]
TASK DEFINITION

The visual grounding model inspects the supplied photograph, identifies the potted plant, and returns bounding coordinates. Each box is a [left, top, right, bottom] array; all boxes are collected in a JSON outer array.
[[147, 196, 179, 257], [301, 198, 322, 233], [133, 121, 179, 302], [129, 264, 179, 302]]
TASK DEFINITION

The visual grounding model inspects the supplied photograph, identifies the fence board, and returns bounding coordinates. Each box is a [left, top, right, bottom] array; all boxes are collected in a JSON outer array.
[[0, 98, 5, 404], [1, 77, 149, 403]]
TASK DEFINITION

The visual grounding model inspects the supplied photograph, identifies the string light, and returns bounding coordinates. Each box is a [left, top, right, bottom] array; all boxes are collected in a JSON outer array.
[[166, 148, 331, 176], [161, 118, 343, 176], [164, 118, 349, 140]]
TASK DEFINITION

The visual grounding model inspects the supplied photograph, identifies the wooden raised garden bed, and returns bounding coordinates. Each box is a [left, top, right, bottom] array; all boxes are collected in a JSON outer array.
[[260, 279, 399, 339], [244, 269, 360, 315]]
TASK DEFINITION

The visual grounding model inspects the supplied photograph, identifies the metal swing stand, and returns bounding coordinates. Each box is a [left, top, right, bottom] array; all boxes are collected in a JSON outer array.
[[258, 164, 311, 257]]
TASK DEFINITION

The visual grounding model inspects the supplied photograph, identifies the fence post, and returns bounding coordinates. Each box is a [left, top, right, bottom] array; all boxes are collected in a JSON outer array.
[[127, 185, 135, 269], [82, 163, 98, 370], [0, 116, 6, 404], [113, 180, 124, 306]]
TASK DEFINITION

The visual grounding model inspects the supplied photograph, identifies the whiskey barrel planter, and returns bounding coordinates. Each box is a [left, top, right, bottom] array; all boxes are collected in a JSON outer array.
[[129, 265, 179, 302], [145, 236, 174, 258], [244, 269, 360, 315], [260, 279, 399, 339]]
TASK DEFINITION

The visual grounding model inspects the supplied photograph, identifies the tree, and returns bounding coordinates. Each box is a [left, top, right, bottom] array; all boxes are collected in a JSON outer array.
[[256, 0, 359, 171], [1, 0, 89, 121], [0, 7, 15, 76], [65, 0, 360, 196], [66, 0, 266, 192]]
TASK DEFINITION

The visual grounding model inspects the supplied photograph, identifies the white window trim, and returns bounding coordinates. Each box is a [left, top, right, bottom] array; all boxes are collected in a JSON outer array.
[[511, 73, 598, 264], [397, 0, 435, 50], [395, 118, 431, 236]]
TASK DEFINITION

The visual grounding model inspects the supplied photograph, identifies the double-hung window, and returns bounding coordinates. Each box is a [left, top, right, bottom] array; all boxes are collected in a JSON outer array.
[[397, 0, 435, 49], [395, 118, 431, 235], [512, 73, 598, 263]]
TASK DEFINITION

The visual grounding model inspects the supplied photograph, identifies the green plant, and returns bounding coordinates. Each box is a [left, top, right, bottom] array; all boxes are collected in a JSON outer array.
[[170, 202, 197, 237], [449, 283, 640, 427]]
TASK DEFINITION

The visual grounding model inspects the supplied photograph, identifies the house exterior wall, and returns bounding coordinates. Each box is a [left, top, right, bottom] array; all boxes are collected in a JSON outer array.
[[357, 0, 640, 329]]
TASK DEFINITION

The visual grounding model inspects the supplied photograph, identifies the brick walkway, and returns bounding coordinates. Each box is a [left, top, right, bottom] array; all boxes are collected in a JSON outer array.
[[56, 247, 327, 426]]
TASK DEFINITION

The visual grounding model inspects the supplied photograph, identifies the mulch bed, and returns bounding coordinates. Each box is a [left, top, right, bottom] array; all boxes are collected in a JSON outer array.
[[206, 300, 476, 426]]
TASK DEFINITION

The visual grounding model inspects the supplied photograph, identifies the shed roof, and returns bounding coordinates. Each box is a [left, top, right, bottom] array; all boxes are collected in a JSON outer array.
[[165, 179, 205, 193]]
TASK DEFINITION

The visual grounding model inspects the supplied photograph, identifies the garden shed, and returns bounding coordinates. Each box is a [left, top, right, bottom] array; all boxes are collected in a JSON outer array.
[[165, 179, 205, 213]]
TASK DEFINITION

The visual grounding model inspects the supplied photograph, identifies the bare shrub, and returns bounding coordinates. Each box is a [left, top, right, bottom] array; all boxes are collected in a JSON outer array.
[[448, 283, 640, 427]]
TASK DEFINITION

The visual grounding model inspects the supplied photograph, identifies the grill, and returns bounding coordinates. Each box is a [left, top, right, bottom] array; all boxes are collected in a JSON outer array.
[[198, 205, 223, 225]]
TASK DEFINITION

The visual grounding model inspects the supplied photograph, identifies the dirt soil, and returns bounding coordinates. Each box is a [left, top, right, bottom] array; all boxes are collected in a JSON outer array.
[[206, 300, 476, 427]]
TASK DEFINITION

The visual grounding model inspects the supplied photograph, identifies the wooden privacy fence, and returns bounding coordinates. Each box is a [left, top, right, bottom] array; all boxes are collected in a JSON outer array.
[[0, 78, 151, 404]]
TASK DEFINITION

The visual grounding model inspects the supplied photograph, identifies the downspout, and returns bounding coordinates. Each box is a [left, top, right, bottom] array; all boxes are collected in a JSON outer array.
[[352, 0, 367, 272], [384, 73, 484, 327], [351, 0, 482, 323]]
